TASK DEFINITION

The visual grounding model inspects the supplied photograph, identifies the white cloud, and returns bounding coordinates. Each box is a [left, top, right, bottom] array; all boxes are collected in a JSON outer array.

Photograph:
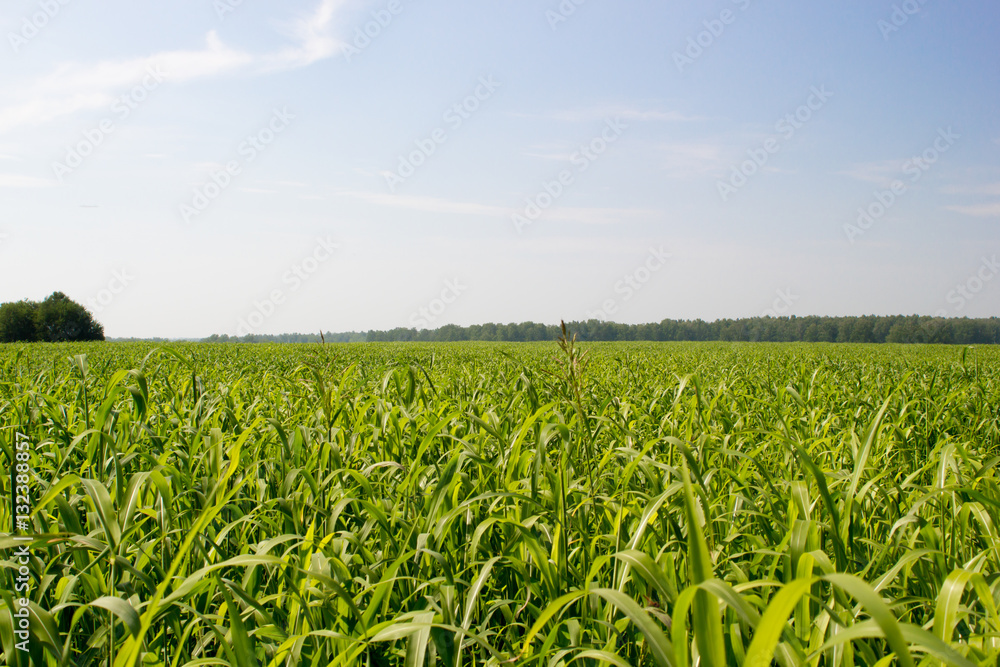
[[524, 136, 735, 178], [341, 191, 508, 217], [522, 150, 575, 161], [263, 0, 348, 71], [0, 92, 114, 135], [658, 141, 733, 177], [946, 203, 1000, 218], [0, 173, 53, 188], [192, 161, 229, 175], [943, 182, 1000, 218], [0, 1, 348, 136], [837, 160, 903, 186], [513, 107, 700, 123], [544, 206, 661, 225], [337, 190, 660, 225], [941, 182, 1000, 196], [616, 109, 701, 122]]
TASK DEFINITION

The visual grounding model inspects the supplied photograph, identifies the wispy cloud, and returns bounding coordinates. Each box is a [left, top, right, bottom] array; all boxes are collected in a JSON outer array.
[[763, 166, 797, 175], [942, 181, 1000, 218], [338, 190, 660, 225], [192, 161, 230, 175], [526, 135, 768, 179], [262, 0, 349, 71], [0, 173, 53, 188], [946, 202, 1000, 218], [941, 182, 1000, 196], [513, 107, 700, 123], [521, 150, 575, 162], [0, 1, 347, 135], [543, 206, 661, 225], [657, 141, 733, 178], [837, 160, 903, 186], [340, 191, 509, 217]]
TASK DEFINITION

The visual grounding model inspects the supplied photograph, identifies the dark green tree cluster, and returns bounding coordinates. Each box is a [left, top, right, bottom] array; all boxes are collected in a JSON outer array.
[[0, 292, 105, 343]]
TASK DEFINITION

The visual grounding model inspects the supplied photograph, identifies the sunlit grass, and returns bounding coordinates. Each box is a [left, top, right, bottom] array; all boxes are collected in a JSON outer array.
[[1, 340, 998, 665]]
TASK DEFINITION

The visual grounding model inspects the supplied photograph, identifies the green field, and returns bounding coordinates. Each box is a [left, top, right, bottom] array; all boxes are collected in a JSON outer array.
[[2, 341, 1000, 666]]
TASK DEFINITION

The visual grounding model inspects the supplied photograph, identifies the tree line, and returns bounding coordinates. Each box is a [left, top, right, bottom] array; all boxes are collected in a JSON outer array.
[[203, 332, 367, 344], [6, 295, 993, 346], [203, 315, 1000, 345]]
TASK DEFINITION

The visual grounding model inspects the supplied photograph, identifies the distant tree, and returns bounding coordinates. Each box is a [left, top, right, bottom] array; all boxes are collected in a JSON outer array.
[[35, 292, 104, 342], [0, 300, 41, 342], [0, 293, 104, 343]]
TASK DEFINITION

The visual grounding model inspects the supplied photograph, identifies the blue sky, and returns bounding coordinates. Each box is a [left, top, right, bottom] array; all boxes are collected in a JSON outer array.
[[0, 0, 997, 338]]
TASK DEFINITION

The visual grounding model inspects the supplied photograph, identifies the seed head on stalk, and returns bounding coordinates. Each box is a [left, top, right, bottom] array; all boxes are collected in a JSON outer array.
[[541, 321, 598, 498]]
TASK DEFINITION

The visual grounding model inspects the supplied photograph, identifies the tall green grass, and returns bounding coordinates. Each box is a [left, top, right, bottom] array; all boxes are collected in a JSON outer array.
[[1, 340, 999, 665]]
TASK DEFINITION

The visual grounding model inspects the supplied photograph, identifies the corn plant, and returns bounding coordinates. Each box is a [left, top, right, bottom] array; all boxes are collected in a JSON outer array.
[[0, 340, 998, 665]]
